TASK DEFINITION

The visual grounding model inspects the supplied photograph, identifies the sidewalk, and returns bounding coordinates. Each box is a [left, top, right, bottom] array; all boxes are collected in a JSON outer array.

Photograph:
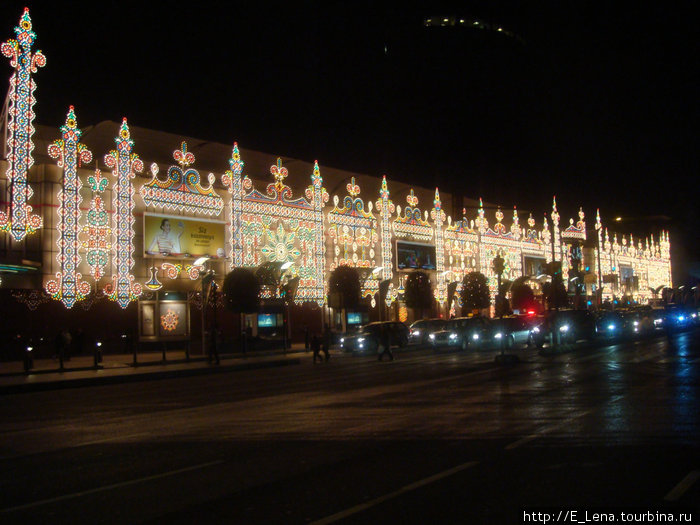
[[0, 344, 310, 395]]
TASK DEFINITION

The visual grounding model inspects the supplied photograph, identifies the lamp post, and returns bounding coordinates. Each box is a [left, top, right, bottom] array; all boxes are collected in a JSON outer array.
[[195, 256, 212, 359]]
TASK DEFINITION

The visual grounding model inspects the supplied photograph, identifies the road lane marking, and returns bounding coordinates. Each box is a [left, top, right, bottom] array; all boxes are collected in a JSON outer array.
[[505, 409, 594, 450], [310, 460, 479, 525], [664, 470, 700, 501], [0, 460, 224, 513]]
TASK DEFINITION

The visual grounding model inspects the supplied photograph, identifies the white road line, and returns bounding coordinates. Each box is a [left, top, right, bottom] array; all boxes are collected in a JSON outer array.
[[664, 470, 700, 502], [0, 460, 224, 513], [310, 460, 479, 525], [505, 409, 594, 450]]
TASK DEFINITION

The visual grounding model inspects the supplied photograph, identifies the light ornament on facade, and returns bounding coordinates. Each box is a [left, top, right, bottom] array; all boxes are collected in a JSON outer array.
[[104, 119, 143, 309], [45, 107, 93, 308], [221, 142, 244, 270], [0, 8, 45, 241], [144, 266, 163, 291], [230, 156, 327, 305], [327, 176, 380, 301], [479, 205, 523, 299], [393, 189, 433, 241], [161, 262, 182, 279], [160, 309, 179, 332], [140, 142, 224, 216], [185, 264, 205, 280], [444, 210, 478, 284], [375, 175, 395, 292], [431, 188, 447, 304], [81, 168, 111, 281]]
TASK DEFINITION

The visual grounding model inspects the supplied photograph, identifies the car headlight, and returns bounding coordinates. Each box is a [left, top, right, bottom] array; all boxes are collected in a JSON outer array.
[[677, 315, 685, 322], [607, 324, 615, 331], [532, 327, 540, 334], [412, 330, 421, 336], [472, 333, 480, 340], [654, 318, 663, 325], [358, 337, 365, 343], [494, 332, 502, 339], [633, 321, 639, 326], [692, 313, 697, 318], [559, 324, 569, 332], [429, 333, 435, 340], [340, 337, 345, 344], [449, 333, 457, 339]]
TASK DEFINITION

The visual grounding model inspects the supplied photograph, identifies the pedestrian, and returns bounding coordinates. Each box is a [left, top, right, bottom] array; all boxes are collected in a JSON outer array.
[[311, 333, 322, 363], [322, 324, 331, 362], [378, 326, 393, 361]]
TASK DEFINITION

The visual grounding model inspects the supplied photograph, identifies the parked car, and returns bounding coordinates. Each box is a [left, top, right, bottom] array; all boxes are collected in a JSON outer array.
[[409, 319, 448, 345], [663, 305, 696, 333], [429, 316, 490, 350], [487, 315, 538, 349], [595, 310, 626, 341], [340, 321, 409, 353], [528, 309, 597, 347]]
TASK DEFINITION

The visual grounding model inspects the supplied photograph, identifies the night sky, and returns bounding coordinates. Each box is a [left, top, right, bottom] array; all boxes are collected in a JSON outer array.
[[3, 1, 698, 283]]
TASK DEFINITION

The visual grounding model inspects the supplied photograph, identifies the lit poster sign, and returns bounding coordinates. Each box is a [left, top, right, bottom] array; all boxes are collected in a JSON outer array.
[[144, 213, 225, 259]]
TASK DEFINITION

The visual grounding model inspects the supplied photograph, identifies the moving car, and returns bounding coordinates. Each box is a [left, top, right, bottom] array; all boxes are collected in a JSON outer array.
[[340, 321, 409, 353], [528, 309, 597, 347], [409, 319, 448, 345], [428, 317, 490, 350], [595, 311, 625, 341]]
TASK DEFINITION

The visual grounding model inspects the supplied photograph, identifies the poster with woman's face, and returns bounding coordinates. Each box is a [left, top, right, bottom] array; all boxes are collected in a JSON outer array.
[[144, 213, 226, 259]]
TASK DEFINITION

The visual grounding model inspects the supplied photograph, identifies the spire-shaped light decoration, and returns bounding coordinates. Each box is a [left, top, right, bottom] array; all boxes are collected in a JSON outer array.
[[45, 107, 93, 308], [221, 142, 244, 269], [305, 161, 329, 305], [431, 188, 447, 304], [511, 207, 521, 239], [81, 168, 111, 280], [0, 8, 46, 241], [104, 119, 143, 308], [376, 175, 395, 284], [475, 197, 488, 233]]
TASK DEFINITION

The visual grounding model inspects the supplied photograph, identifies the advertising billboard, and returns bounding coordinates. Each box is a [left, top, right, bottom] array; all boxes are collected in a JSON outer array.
[[396, 241, 436, 270], [143, 213, 226, 259]]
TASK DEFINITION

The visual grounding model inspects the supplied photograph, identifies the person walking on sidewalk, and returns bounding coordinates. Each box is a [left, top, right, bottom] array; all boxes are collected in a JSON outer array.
[[311, 333, 322, 364], [322, 325, 331, 362], [378, 326, 393, 361]]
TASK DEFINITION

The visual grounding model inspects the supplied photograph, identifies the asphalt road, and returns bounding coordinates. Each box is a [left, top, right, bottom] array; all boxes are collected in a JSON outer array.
[[0, 330, 698, 524]]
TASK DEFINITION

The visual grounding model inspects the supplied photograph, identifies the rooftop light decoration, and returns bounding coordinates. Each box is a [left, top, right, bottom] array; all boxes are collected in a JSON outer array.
[[45, 107, 93, 308], [103, 119, 143, 309], [431, 188, 447, 304], [140, 142, 224, 216], [0, 8, 45, 241]]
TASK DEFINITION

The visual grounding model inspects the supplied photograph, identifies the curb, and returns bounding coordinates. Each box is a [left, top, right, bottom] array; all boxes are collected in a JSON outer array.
[[0, 357, 301, 395]]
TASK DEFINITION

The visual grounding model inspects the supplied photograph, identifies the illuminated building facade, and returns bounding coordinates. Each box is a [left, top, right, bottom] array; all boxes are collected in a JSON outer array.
[[0, 8, 673, 344]]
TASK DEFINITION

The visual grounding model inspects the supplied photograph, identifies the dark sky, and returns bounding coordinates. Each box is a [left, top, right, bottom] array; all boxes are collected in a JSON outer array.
[[3, 1, 698, 283]]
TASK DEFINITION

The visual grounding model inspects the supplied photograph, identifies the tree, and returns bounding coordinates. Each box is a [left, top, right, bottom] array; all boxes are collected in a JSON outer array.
[[328, 266, 361, 331], [223, 268, 260, 314], [404, 270, 434, 320], [460, 271, 490, 315], [223, 268, 261, 352], [542, 280, 569, 310], [511, 282, 536, 313]]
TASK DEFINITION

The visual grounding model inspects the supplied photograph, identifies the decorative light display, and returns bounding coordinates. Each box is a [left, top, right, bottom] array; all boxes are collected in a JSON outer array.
[[185, 264, 204, 280], [82, 168, 111, 280], [12, 289, 50, 310], [160, 308, 179, 331], [161, 262, 182, 279], [431, 188, 447, 304], [480, 205, 523, 299], [375, 176, 395, 296], [104, 119, 143, 309], [393, 189, 433, 241], [229, 155, 327, 305], [0, 8, 45, 241], [144, 266, 163, 291], [45, 107, 93, 308], [140, 142, 224, 216], [221, 142, 244, 269], [327, 177, 380, 300]]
